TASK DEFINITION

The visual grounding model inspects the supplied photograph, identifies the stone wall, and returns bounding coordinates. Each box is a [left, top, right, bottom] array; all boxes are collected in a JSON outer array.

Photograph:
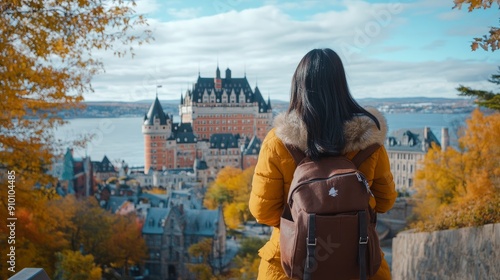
[[392, 223, 500, 280]]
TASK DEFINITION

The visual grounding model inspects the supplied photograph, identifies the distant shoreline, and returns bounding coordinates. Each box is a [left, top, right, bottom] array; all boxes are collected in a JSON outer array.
[[60, 110, 475, 120]]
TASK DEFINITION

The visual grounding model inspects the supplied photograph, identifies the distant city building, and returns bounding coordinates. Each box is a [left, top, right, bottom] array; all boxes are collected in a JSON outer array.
[[142, 205, 226, 280], [180, 67, 272, 140], [95, 183, 225, 279], [386, 127, 449, 192], [131, 168, 200, 190], [91, 155, 117, 182], [142, 67, 270, 173], [51, 148, 94, 197]]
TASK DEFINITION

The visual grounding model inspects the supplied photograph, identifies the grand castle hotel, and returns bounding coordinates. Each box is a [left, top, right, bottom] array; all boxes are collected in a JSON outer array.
[[142, 67, 273, 173]]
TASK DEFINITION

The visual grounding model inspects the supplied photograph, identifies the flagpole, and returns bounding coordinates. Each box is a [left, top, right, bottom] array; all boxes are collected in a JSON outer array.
[[156, 85, 162, 98]]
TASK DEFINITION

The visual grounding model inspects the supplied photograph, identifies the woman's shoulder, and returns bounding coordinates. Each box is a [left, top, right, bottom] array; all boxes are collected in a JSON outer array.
[[273, 111, 308, 152], [272, 107, 389, 154], [343, 107, 388, 153], [262, 128, 288, 156]]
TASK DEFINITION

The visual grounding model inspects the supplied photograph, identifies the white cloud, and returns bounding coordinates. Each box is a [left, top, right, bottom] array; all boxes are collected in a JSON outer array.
[[166, 7, 202, 19], [88, 1, 500, 103], [437, 9, 464, 21], [421, 39, 447, 50], [133, 0, 161, 15]]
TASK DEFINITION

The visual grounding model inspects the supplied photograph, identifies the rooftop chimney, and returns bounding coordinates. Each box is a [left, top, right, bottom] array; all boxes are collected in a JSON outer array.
[[423, 126, 431, 152], [441, 127, 449, 151]]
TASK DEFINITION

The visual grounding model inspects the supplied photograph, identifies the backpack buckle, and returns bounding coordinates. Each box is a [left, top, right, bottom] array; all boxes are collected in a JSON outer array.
[[359, 236, 369, 245], [307, 237, 317, 246]]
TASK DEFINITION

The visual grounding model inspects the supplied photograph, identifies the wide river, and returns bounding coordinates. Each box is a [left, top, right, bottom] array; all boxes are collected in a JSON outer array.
[[54, 113, 469, 167]]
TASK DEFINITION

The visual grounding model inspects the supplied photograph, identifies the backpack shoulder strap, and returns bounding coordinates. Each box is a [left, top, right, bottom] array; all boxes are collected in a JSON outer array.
[[284, 143, 306, 166], [351, 143, 381, 168]]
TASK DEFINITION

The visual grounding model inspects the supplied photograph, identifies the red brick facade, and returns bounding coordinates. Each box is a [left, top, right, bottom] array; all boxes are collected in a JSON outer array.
[[143, 67, 272, 173]]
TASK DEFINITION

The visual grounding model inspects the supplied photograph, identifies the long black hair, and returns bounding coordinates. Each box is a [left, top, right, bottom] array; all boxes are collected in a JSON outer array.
[[289, 48, 380, 160]]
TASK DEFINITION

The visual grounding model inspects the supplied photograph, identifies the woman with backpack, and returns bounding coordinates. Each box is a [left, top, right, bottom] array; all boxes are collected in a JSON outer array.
[[249, 48, 397, 280]]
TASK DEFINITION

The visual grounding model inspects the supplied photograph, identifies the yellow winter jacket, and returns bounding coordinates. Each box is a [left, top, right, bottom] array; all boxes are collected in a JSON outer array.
[[249, 107, 397, 280]]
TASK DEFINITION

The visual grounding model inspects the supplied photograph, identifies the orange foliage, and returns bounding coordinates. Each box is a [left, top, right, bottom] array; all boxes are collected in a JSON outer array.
[[110, 214, 147, 274], [0, 1, 150, 276], [413, 109, 500, 231], [453, 0, 500, 51]]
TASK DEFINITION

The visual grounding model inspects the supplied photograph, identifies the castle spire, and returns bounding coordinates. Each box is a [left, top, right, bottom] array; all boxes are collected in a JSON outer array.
[[156, 85, 162, 98]]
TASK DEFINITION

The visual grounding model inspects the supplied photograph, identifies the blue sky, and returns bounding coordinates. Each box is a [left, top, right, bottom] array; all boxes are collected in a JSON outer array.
[[90, 0, 499, 101]]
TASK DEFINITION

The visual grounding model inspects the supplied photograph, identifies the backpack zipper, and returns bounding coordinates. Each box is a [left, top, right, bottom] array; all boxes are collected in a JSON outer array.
[[290, 171, 374, 203], [356, 172, 374, 197]]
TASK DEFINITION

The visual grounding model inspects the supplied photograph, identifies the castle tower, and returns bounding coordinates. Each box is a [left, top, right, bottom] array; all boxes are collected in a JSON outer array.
[[142, 96, 172, 173]]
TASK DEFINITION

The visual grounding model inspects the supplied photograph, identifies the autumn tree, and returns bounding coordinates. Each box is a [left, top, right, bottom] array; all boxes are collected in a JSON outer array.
[[68, 197, 147, 274], [412, 109, 500, 231], [0, 195, 147, 278], [0, 189, 78, 278], [230, 237, 266, 280], [54, 250, 102, 280], [453, 0, 500, 51], [0, 0, 150, 184], [457, 67, 500, 110], [187, 238, 216, 280], [0, 1, 149, 276], [110, 213, 147, 276], [204, 166, 255, 229]]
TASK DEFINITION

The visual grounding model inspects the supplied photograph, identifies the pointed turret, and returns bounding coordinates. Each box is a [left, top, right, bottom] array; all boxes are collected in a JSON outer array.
[[216, 66, 221, 79], [254, 85, 262, 101], [144, 96, 169, 125], [214, 65, 222, 90], [142, 95, 172, 172]]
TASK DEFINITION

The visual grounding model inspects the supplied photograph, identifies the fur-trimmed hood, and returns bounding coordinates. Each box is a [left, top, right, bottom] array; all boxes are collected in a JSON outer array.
[[274, 107, 388, 154]]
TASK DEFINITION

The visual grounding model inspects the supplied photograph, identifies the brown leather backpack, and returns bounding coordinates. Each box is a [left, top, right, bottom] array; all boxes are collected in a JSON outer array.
[[280, 144, 382, 280]]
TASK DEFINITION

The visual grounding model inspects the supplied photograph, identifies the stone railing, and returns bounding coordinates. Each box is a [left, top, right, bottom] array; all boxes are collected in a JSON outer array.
[[392, 223, 499, 280]]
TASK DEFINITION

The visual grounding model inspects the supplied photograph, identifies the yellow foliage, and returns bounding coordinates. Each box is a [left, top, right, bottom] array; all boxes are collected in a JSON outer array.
[[55, 250, 102, 280], [204, 166, 256, 228], [0, 1, 150, 275], [453, 0, 499, 11], [145, 187, 167, 195], [413, 109, 500, 230], [1, 195, 147, 279], [224, 203, 242, 229], [186, 264, 214, 280], [231, 255, 261, 280], [188, 238, 213, 260]]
